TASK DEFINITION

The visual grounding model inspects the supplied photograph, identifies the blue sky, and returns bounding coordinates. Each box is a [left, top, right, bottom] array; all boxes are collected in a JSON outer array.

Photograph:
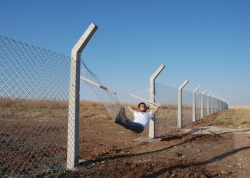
[[1, 0, 250, 105]]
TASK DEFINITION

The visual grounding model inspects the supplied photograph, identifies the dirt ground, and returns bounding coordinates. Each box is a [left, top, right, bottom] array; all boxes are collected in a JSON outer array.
[[58, 109, 250, 178]]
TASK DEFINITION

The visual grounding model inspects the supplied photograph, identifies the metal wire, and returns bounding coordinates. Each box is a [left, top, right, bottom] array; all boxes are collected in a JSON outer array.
[[0, 36, 70, 177]]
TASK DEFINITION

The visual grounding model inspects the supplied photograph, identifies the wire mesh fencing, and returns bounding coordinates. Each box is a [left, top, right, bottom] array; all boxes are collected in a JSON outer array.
[[181, 89, 193, 128], [195, 93, 201, 121], [155, 83, 178, 137], [0, 36, 71, 177], [154, 82, 228, 137], [203, 95, 208, 117]]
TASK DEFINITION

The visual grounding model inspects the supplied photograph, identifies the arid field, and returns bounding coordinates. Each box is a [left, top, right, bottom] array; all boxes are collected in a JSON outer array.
[[229, 105, 250, 109], [0, 99, 250, 177]]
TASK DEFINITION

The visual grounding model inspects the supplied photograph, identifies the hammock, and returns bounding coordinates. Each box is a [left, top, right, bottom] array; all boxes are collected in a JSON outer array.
[[80, 60, 160, 121]]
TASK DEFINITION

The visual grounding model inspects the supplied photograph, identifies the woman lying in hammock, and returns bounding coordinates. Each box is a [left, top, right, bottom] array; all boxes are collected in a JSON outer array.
[[115, 102, 159, 134]]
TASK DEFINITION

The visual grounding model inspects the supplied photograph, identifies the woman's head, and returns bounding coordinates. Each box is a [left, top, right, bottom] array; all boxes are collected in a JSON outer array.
[[138, 102, 147, 112]]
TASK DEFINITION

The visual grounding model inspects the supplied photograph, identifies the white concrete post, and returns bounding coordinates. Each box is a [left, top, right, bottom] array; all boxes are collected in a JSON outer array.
[[200, 89, 207, 118], [177, 80, 189, 128], [67, 23, 98, 169], [192, 85, 201, 122], [207, 91, 212, 116], [149, 64, 165, 138], [211, 93, 216, 114]]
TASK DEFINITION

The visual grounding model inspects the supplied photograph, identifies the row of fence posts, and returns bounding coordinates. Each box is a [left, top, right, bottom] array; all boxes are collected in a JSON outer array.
[[67, 23, 229, 170], [149, 65, 229, 138]]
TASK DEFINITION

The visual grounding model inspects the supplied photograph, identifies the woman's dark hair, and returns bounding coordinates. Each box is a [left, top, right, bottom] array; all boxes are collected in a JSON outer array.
[[138, 102, 146, 108]]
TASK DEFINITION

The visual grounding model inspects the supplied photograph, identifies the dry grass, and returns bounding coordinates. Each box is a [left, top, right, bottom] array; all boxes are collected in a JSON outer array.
[[0, 98, 68, 110], [1, 98, 249, 129], [80, 100, 110, 120], [215, 109, 250, 129], [229, 105, 250, 109], [0, 98, 69, 122]]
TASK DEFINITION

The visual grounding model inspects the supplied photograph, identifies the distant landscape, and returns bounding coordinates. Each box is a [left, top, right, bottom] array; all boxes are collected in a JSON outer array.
[[229, 105, 250, 109]]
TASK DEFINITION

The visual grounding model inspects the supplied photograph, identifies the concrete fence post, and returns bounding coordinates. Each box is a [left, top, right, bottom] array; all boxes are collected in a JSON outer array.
[[207, 91, 212, 116], [67, 23, 98, 169], [211, 93, 216, 114], [200, 89, 207, 118], [177, 80, 189, 128], [192, 85, 201, 122], [149, 64, 165, 138]]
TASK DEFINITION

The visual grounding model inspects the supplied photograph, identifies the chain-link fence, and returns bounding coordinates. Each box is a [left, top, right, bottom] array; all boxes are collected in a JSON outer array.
[[0, 36, 71, 177], [182, 89, 192, 127], [155, 83, 178, 137], [154, 82, 228, 137], [195, 93, 201, 121], [0, 34, 229, 176]]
